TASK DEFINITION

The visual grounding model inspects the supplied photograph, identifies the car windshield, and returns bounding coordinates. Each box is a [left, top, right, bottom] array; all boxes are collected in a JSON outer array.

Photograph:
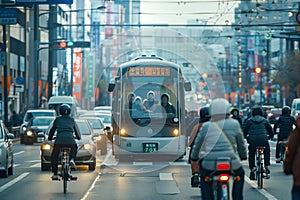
[[31, 118, 54, 126], [271, 110, 281, 114], [296, 103, 300, 110], [25, 112, 54, 122], [76, 121, 91, 135], [85, 119, 104, 129]]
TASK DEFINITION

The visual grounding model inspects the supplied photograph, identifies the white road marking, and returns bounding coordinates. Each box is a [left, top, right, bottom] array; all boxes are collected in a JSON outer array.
[[14, 164, 21, 167], [0, 172, 30, 193], [28, 160, 40, 163], [159, 173, 173, 180], [14, 151, 25, 156], [133, 162, 152, 165], [30, 163, 40, 168], [244, 176, 279, 200], [81, 173, 101, 200]]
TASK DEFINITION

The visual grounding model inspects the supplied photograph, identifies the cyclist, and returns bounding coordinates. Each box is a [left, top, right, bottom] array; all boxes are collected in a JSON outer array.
[[190, 98, 247, 199], [273, 106, 296, 163], [243, 106, 273, 180], [188, 106, 210, 187], [48, 104, 81, 180]]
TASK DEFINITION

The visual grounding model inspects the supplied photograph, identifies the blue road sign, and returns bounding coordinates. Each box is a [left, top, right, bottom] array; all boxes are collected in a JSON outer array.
[[0, 8, 18, 25], [15, 0, 73, 5]]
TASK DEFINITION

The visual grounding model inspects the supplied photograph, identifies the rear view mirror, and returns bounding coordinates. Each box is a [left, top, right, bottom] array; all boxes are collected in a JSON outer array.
[[108, 83, 115, 92]]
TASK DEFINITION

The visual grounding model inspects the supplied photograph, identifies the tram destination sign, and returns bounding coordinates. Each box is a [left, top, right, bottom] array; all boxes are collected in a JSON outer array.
[[128, 66, 171, 77], [0, 8, 17, 25]]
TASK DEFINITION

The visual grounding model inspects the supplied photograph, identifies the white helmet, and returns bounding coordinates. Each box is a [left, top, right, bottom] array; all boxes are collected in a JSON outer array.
[[209, 98, 231, 116]]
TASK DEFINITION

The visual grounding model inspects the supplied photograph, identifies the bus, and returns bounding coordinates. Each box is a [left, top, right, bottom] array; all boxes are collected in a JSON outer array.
[[108, 55, 191, 161]]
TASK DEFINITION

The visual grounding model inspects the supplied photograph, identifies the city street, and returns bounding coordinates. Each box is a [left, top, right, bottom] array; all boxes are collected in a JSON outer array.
[[0, 140, 293, 200]]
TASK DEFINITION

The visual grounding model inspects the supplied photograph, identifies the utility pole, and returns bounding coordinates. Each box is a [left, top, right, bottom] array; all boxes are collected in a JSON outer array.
[[2, 25, 8, 124], [33, 4, 39, 108]]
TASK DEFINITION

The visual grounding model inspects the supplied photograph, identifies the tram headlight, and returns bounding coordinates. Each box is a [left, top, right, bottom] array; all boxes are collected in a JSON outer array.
[[172, 129, 179, 136], [120, 128, 127, 136]]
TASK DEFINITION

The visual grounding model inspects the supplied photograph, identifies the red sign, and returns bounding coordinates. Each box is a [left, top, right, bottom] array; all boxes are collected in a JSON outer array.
[[73, 51, 82, 100]]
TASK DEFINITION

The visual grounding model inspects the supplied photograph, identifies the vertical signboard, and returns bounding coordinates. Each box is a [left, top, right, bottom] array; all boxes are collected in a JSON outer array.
[[73, 50, 82, 100], [87, 53, 95, 97]]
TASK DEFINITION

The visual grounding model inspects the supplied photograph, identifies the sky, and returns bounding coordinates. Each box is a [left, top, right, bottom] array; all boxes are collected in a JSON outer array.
[[140, 0, 240, 25]]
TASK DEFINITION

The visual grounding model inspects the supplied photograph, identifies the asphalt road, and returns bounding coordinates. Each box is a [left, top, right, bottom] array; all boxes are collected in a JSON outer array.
[[0, 140, 293, 200]]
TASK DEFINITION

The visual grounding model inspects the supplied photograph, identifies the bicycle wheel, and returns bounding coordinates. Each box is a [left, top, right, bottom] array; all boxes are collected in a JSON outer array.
[[63, 167, 68, 194], [259, 164, 263, 189]]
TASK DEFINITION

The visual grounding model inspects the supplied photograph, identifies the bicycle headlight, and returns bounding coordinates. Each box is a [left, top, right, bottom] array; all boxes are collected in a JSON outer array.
[[22, 126, 27, 131]]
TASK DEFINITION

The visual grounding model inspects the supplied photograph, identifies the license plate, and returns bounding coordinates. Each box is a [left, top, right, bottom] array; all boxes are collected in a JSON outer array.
[[143, 143, 158, 153], [37, 137, 44, 143]]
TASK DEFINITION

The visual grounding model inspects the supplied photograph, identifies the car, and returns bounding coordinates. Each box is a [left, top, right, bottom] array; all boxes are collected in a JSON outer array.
[[79, 116, 108, 155], [20, 109, 56, 144], [267, 108, 282, 124], [79, 112, 112, 142], [23, 116, 55, 145], [0, 120, 14, 177], [40, 119, 96, 171], [93, 106, 112, 114], [291, 98, 300, 119]]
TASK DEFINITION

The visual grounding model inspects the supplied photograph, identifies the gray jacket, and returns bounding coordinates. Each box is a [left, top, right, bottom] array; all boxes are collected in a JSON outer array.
[[190, 118, 247, 171]]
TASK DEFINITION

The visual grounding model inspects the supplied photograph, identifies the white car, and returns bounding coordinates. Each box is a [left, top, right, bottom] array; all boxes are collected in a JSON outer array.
[[0, 120, 14, 177]]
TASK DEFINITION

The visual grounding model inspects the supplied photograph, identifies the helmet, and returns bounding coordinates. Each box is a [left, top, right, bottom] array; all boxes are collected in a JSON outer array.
[[59, 104, 71, 116], [282, 106, 291, 115], [199, 106, 210, 122], [251, 106, 264, 116], [209, 98, 231, 116]]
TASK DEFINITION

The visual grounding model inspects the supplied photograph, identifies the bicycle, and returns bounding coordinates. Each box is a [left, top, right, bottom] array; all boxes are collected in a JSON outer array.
[[278, 140, 288, 171], [205, 157, 240, 200], [255, 147, 266, 189], [52, 147, 77, 194]]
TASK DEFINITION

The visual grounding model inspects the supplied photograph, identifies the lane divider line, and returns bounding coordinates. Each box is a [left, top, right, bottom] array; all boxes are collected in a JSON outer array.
[[14, 151, 25, 156], [244, 176, 279, 200], [0, 172, 30, 193], [159, 173, 173, 181], [81, 172, 101, 200]]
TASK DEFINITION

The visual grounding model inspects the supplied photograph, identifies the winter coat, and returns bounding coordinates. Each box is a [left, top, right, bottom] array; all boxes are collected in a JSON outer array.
[[243, 115, 273, 145], [274, 115, 296, 140], [284, 128, 300, 186], [48, 115, 81, 145], [190, 118, 247, 171]]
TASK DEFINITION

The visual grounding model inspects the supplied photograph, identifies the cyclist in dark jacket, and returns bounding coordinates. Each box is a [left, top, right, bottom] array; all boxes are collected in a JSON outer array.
[[48, 104, 81, 180], [231, 108, 243, 128], [273, 106, 296, 163], [243, 106, 273, 180]]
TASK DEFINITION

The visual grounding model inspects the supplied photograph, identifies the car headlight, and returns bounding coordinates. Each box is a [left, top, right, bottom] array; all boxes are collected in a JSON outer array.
[[26, 130, 34, 136], [120, 128, 127, 136], [172, 129, 179, 136], [80, 144, 93, 150], [41, 143, 52, 150]]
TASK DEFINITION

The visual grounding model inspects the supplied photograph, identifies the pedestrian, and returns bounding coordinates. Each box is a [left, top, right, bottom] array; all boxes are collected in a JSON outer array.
[[188, 106, 210, 187], [243, 106, 273, 180], [10, 110, 20, 126], [190, 98, 247, 199], [231, 108, 243, 128], [284, 115, 300, 200]]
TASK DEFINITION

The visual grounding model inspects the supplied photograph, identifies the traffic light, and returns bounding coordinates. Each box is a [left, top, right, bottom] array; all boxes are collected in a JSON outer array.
[[52, 41, 91, 49], [253, 67, 262, 74]]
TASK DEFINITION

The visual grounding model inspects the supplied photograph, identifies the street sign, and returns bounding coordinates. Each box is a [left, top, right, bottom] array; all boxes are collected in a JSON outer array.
[[14, 0, 73, 5], [0, 52, 7, 66], [0, 8, 18, 25], [15, 84, 24, 92]]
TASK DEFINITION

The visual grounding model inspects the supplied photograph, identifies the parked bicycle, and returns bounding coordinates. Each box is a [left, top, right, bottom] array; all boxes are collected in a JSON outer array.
[[52, 147, 77, 194]]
